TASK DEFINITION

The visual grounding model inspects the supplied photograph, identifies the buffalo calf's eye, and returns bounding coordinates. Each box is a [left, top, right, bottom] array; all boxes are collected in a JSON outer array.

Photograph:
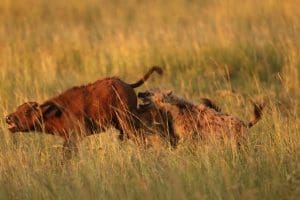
[[24, 110, 31, 116]]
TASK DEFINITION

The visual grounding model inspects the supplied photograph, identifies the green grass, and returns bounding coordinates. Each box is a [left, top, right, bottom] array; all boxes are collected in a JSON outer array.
[[0, 0, 299, 199]]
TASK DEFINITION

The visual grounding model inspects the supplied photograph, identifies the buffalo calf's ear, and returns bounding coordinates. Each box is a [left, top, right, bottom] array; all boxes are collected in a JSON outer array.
[[31, 102, 39, 111], [26, 102, 39, 111], [40, 102, 64, 118]]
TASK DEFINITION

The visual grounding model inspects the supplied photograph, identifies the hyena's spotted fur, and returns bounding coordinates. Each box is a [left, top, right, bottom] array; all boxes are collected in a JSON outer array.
[[138, 88, 263, 146]]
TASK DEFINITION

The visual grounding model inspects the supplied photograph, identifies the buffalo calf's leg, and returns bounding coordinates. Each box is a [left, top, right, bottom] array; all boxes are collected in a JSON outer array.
[[62, 139, 79, 160]]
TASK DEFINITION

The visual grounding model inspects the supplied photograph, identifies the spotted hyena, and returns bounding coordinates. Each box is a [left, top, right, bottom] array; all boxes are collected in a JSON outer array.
[[138, 88, 264, 146]]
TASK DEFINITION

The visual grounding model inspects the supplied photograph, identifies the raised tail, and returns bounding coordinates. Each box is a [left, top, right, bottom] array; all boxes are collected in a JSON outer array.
[[248, 102, 265, 128], [129, 66, 163, 88]]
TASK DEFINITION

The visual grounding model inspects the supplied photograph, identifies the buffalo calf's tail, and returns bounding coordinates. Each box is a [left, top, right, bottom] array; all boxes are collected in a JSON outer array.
[[130, 66, 163, 88]]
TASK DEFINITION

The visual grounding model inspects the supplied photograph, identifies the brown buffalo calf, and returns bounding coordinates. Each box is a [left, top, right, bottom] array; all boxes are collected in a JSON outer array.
[[5, 66, 163, 157]]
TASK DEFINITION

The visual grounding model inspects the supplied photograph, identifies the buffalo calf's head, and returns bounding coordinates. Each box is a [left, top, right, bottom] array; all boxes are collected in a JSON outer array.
[[5, 101, 64, 133]]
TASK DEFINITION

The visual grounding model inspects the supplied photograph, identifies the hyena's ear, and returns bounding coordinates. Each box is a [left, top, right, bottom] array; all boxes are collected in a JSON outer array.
[[200, 98, 222, 112], [40, 101, 64, 119], [137, 91, 150, 98], [166, 90, 173, 96]]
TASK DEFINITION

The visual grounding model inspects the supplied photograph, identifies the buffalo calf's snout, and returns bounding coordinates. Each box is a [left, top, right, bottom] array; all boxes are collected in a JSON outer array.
[[5, 116, 11, 123]]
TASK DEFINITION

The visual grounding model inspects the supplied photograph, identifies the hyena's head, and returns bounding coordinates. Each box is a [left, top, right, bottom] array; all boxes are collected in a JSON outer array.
[[138, 88, 180, 109]]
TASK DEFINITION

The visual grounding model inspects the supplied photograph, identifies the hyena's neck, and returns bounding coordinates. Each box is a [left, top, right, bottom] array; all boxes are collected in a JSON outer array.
[[159, 103, 181, 118]]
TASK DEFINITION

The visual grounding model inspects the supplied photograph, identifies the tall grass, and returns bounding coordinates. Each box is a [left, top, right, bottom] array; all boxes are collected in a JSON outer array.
[[0, 0, 299, 199]]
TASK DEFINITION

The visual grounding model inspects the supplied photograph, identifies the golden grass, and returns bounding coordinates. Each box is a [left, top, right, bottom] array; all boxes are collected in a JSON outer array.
[[0, 0, 299, 199]]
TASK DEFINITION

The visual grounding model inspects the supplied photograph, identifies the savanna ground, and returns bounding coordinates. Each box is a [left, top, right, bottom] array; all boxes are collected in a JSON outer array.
[[0, 0, 299, 199]]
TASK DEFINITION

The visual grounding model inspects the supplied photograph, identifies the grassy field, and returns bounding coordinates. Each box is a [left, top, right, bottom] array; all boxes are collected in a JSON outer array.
[[0, 0, 299, 199]]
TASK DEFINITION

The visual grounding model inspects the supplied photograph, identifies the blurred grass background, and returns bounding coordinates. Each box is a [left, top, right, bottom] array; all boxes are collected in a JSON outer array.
[[0, 0, 299, 199]]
